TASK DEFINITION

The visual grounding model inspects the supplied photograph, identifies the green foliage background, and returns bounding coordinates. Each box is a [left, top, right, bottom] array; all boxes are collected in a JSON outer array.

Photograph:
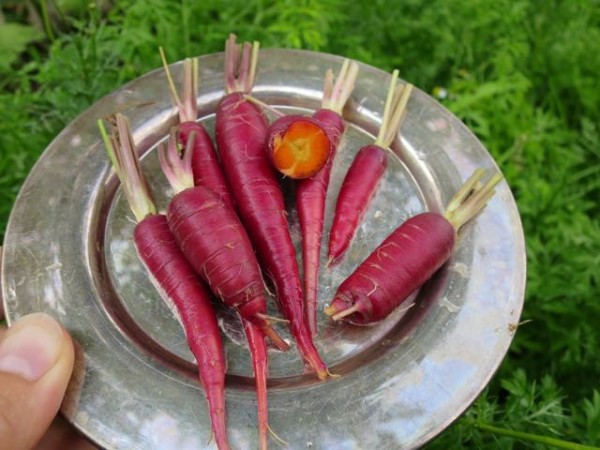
[[1, 0, 599, 447]]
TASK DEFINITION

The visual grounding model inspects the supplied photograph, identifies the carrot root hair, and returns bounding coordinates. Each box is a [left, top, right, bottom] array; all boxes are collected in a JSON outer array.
[[224, 33, 260, 94], [256, 312, 290, 324], [326, 369, 341, 379], [444, 169, 504, 230], [267, 423, 289, 448], [321, 59, 360, 113], [159, 47, 198, 123], [373, 70, 413, 149], [98, 114, 156, 221], [330, 303, 361, 321], [260, 324, 291, 352]]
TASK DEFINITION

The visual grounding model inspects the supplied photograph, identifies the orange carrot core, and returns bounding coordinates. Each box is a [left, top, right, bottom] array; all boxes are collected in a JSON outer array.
[[272, 120, 330, 179]]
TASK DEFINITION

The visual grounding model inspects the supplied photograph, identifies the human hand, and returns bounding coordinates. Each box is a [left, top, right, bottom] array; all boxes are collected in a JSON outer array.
[[0, 291, 96, 449]]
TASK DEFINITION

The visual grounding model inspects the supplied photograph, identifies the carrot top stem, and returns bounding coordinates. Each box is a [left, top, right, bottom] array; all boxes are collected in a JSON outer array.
[[158, 129, 195, 194], [243, 94, 285, 118], [374, 70, 413, 149], [98, 114, 157, 222], [446, 168, 486, 214], [321, 59, 360, 113], [224, 33, 260, 94], [159, 47, 198, 123], [444, 169, 503, 231]]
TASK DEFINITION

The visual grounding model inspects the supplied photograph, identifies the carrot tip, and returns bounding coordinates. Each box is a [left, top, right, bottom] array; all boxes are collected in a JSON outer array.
[[323, 304, 338, 316], [315, 368, 340, 380], [316, 370, 328, 380]]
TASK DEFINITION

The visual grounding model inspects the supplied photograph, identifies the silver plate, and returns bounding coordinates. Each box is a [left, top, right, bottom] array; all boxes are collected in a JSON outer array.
[[1, 49, 525, 449]]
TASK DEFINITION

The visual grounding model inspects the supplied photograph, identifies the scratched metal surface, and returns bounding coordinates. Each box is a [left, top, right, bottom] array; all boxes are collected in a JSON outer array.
[[1, 49, 525, 449]]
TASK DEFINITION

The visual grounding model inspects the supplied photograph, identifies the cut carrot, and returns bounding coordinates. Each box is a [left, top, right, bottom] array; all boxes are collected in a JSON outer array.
[[269, 117, 331, 179]]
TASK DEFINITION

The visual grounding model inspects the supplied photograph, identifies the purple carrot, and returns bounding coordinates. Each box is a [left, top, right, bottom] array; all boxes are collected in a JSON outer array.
[[214, 34, 329, 379], [328, 70, 413, 265], [159, 48, 235, 209], [159, 123, 276, 450], [98, 114, 230, 449], [295, 59, 359, 336], [325, 169, 503, 324], [241, 319, 269, 450], [158, 132, 289, 352]]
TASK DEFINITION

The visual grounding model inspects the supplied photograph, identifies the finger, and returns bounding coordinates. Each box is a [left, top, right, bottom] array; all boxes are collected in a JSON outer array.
[[0, 313, 75, 450]]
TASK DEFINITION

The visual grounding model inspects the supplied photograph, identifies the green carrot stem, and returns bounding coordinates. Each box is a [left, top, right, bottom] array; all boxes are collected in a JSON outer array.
[[248, 41, 260, 92], [321, 59, 359, 113], [374, 69, 399, 147], [445, 169, 485, 216], [98, 114, 156, 222], [444, 170, 503, 231], [373, 70, 413, 149], [381, 83, 412, 147], [159, 47, 198, 123], [224, 34, 260, 94]]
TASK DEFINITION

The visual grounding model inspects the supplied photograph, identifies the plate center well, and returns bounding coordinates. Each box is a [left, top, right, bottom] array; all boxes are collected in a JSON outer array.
[[101, 110, 427, 383]]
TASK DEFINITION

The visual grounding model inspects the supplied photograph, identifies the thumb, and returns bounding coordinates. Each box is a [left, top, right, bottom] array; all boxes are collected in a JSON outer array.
[[0, 313, 75, 450]]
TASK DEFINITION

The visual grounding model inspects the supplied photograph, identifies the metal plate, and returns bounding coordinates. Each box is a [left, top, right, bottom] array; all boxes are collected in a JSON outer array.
[[1, 49, 525, 449]]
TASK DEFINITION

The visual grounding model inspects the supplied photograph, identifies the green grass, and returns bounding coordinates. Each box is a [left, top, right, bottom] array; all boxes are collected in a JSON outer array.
[[1, 0, 599, 447]]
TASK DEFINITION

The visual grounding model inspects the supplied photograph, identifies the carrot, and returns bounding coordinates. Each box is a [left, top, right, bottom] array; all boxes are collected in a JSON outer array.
[[266, 114, 331, 179], [328, 70, 413, 265], [159, 48, 235, 210], [241, 319, 269, 450], [214, 34, 329, 379], [295, 59, 359, 336], [98, 114, 230, 449], [325, 169, 503, 324], [159, 131, 289, 352], [160, 92, 269, 450]]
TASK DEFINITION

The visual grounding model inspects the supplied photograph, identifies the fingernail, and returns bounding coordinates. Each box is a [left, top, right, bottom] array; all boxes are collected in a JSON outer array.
[[0, 313, 65, 381]]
